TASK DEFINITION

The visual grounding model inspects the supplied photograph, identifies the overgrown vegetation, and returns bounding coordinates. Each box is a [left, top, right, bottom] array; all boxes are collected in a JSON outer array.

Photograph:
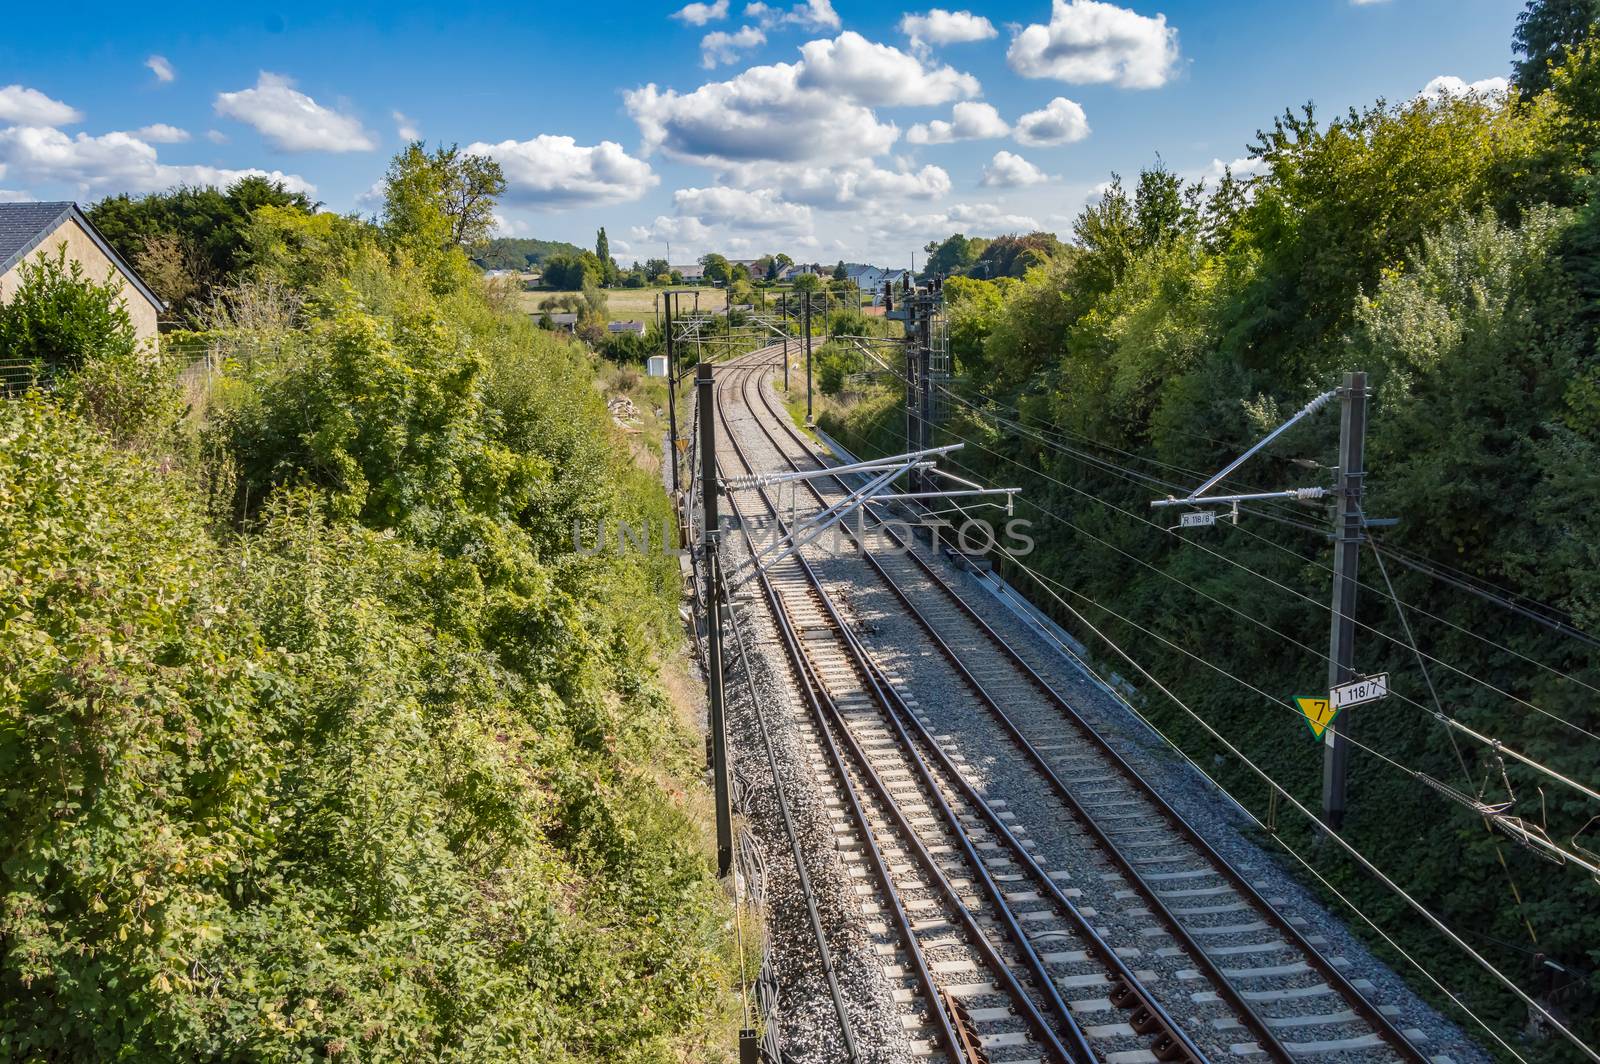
[[2, 145, 733, 1061], [822, 11, 1600, 1058]]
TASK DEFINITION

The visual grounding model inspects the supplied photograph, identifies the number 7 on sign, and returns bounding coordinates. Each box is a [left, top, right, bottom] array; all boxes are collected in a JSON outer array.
[[1294, 696, 1339, 740]]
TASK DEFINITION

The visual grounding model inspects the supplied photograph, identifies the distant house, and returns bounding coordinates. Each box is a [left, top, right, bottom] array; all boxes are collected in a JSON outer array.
[[672, 263, 706, 281], [607, 320, 646, 335], [729, 259, 763, 280], [0, 201, 164, 346], [535, 311, 579, 332], [778, 263, 822, 281], [841, 264, 892, 303]]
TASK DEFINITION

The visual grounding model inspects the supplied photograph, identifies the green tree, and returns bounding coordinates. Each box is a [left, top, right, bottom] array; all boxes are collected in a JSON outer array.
[[832, 259, 848, 281], [131, 232, 198, 310], [699, 253, 732, 285], [923, 233, 987, 277], [1513, 0, 1600, 94], [542, 252, 605, 290], [1233, 95, 1537, 377], [88, 177, 313, 320], [471, 236, 586, 271], [383, 142, 505, 252], [595, 227, 619, 286], [1133, 161, 1193, 249], [972, 232, 1064, 278]]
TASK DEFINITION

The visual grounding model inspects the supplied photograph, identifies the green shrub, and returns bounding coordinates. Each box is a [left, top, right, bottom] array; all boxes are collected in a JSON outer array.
[[0, 245, 141, 374], [2, 220, 728, 1058]]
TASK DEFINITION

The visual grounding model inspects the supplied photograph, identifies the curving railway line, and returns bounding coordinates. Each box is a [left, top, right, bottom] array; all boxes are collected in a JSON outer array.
[[703, 345, 1458, 1064]]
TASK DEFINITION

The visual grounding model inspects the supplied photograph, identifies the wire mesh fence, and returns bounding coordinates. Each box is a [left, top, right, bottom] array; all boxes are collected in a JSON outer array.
[[0, 330, 301, 400]]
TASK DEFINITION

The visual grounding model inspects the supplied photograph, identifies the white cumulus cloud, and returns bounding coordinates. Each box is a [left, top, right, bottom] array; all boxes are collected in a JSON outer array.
[[674, 185, 812, 231], [0, 125, 314, 197], [465, 135, 658, 207], [1008, 0, 1179, 89], [982, 150, 1051, 187], [214, 72, 377, 152], [393, 111, 419, 140], [907, 101, 1010, 144], [745, 0, 840, 30], [134, 123, 190, 143], [1013, 96, 1090, 145], [1191, 155, 1266, 183], [702, 26, 767, 68], [674, 0, 729, 24], [798, 31, 981, 106], [1418, 75, 1509, 101], [899, 9, 997, 56], [146, 56, 176, 83], [630, 214, 712, 245], [626, 64, 899, 167], [726, 160, 952, 208], [0, 85, 83, 127]]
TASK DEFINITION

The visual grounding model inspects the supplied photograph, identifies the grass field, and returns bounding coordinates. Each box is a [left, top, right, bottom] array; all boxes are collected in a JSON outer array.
[[517, 286, 724, 324], [516, 284, 872, 324]]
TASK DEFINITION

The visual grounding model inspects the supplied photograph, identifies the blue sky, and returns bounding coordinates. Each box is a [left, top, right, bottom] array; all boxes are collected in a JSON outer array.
[[0, 1, 1518, 265]]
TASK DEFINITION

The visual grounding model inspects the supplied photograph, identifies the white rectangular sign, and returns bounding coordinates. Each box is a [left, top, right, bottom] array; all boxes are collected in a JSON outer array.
[[1331, 673, 1389, 710], [1179, 510, 1217, 528]]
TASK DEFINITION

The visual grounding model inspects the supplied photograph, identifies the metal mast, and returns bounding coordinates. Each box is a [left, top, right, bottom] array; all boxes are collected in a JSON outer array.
[[1321, 371, 1368, 831]]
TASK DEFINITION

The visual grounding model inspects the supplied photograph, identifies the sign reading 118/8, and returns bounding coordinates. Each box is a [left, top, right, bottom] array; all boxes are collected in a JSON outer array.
[[1331, 673, 1389, 710]]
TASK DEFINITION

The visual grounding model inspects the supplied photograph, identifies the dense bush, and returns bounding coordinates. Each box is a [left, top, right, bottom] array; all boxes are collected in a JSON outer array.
[[822, 30, 1600, 1059], [0, 247, 142, 374], [815, 339, 866, 396], [2, 154, 729, 1060]]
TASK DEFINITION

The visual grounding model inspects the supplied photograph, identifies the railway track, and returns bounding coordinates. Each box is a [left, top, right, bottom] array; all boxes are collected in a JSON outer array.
[[716, 355, 1067, 1062], [706, 345, 1452, 1063]]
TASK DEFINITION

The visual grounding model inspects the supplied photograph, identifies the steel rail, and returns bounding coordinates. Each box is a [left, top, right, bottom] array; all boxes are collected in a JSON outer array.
[[716, 353, 1107, 1063], [746, 357, 1432, 1064], [733, 359, 1209, 1063], [717, 558, 860, 1062], [717, 355, 1121, 1063], [710, 351, 969, 1063]]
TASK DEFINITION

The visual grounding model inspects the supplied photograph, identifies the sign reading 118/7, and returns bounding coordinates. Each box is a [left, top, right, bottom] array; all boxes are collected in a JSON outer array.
[[1331, 673, 1389, 710]]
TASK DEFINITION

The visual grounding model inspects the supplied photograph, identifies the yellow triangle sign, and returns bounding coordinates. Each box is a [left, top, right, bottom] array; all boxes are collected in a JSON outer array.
[[1295, 696, 1340, 740]]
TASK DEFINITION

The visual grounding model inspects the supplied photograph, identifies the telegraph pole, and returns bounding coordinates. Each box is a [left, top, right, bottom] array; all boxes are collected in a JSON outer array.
[[903, 287, 919, 488], [917, 287, 932, 461], [779, 291, 790, 390], [803, 293, 814, 425], [665, 292, 679, 495], [698, 361, 733, 877], [1321, 371, 1368, 831]]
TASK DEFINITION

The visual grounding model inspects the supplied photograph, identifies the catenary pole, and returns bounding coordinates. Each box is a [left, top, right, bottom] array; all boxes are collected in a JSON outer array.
[[1322, 371, 1367, 830], [904, 286, 919, 489], [803, 293, 814, 425], [698, 361, 733, 876], [665, 291, 679, 495], [918, 286, 932, 467]]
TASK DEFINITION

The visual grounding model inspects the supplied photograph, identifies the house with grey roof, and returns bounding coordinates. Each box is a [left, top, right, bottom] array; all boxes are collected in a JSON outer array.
[[0, 202, 165, 346]]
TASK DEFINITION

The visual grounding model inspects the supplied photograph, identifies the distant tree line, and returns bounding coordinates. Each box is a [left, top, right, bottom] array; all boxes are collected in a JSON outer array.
[[471, 236, 586, 271]]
